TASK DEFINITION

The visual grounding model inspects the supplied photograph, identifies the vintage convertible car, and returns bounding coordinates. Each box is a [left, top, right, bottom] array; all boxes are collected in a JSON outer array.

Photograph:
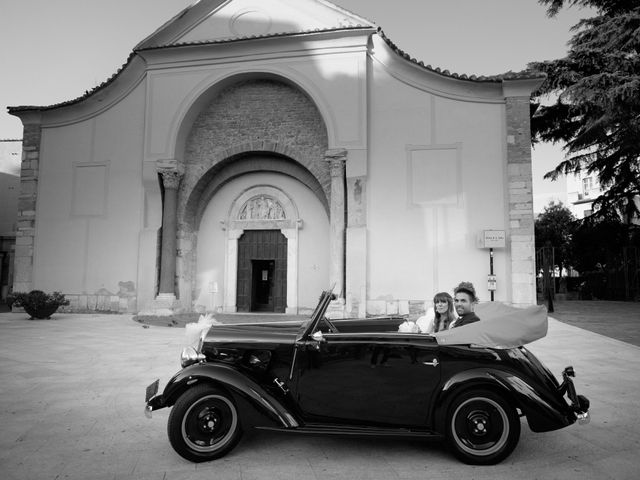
[[145, 290, 590, 465]]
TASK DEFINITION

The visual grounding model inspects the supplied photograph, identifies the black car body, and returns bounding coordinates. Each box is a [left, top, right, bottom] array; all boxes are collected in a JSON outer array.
[[145, 290, 589, 465]]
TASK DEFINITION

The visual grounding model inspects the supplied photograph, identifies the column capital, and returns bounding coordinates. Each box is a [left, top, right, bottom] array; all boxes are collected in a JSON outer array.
[[156, 160, 185, 189], [325, 148, 348, 161], [325, 149, 347, 177]]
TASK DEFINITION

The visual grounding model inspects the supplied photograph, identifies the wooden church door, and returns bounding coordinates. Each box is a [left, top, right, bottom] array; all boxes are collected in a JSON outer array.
[[236, 230, 287, 312]]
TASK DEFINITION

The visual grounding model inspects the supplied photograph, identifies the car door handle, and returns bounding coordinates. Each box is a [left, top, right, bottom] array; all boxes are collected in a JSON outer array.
[[422, 358, 439, 367]]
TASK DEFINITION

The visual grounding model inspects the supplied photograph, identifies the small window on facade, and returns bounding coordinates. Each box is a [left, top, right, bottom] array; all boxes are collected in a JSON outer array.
[[582, 177, 593, 194], [584, 209, 592, 217]]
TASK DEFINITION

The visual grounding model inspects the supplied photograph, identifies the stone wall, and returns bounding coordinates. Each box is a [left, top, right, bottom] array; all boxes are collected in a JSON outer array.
[[13, 125, 40, 293], [506, 95, 536, 305], [59, 293, 137, 313], [180, 78, 330, 212]]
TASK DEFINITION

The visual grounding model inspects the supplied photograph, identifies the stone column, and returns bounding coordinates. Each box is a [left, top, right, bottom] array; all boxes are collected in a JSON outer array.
[[325, 149, 347, 301], [223, 229, 243, 313], [281, 225, 300, 315], [156, 160, 184, 304], [503, 79, 542, 306], [13, 123, 41, 294]]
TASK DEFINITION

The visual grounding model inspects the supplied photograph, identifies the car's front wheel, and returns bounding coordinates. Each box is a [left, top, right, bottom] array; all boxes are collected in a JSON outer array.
[[167, 385, 242, 462], [446, 389, 520, 465]]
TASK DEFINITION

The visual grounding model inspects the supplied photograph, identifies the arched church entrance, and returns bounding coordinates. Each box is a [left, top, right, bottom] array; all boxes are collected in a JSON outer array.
[[237, 230, 287, 312], [221, 183, 304, 314], [174, 75, 334, 314]]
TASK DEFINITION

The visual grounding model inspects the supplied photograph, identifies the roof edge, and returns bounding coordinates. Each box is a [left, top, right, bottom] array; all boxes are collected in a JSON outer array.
[[8, 52, 139, 115], [7, 27, 377, 115], [377, 29, 546, 84], [135, 25, 376, 52], [135, 0, 217, 51]]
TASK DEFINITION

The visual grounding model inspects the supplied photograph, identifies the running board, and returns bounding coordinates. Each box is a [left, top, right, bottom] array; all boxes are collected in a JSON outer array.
[[256, 424, 441, 438]]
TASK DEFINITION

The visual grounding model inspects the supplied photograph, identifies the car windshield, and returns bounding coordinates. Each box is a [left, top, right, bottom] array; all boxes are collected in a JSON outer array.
[[297, 289, 334, 339]]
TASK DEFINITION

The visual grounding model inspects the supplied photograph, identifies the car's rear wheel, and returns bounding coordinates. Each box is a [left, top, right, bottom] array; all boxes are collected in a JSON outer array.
[[168, 385, 242, 462], [446, 389, 520, 465]]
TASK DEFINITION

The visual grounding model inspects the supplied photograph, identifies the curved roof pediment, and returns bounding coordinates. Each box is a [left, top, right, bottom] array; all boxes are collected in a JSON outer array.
[[136, 0, 375, 50], [8, 0, 545, 117]]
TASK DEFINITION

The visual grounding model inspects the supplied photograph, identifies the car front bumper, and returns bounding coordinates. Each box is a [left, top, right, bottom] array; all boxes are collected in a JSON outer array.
[[560, 366, 590, 424], [144, 378, 164, 419]]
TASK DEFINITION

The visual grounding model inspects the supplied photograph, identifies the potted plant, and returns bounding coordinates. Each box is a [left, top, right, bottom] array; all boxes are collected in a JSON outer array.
[[7, 290, 70, 319]]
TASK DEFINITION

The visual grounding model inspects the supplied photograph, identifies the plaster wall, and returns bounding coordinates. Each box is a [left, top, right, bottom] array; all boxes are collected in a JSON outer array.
[[366, 65, 508, 307], [195, 171, 329, 312], [143, 45, 368, 163], [33, 83, 147, 301]]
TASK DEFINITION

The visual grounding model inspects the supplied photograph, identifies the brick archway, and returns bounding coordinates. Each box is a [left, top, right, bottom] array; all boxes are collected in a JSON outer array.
[[181, 148, 328, 231], [174, 77, 330, 311]]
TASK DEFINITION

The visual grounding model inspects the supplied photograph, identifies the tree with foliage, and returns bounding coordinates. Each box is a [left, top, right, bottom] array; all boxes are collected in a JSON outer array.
[[570, 212, 640, 298], [530, 0, 640, 223], [535, 201, 577, 274], [570, 212, 630, 273]]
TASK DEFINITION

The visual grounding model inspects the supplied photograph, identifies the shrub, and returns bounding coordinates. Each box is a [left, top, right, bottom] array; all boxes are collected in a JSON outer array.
[[7, 290, 70, 319]]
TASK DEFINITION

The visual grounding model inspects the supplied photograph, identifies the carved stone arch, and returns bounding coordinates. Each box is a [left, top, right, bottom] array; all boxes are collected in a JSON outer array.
[[176, 152, 329, 312], [228, 185, 299, 224], [223, 185, 302, 314], [181, 150, 328, 231]]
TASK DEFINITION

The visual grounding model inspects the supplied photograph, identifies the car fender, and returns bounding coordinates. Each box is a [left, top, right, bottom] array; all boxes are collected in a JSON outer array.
[[432, 368, 573, 433], [152, 363, 300, 429]]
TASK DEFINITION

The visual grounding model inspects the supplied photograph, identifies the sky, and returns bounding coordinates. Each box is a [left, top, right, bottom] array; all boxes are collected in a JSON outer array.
[[0, 0, 593, 211]]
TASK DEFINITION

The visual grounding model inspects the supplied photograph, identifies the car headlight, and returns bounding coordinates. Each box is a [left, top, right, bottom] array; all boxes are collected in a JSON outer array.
[[181, 346, 205, 368]]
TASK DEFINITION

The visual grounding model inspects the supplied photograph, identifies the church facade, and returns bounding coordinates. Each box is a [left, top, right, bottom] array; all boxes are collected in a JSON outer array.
[[9, 0, 543, 316]]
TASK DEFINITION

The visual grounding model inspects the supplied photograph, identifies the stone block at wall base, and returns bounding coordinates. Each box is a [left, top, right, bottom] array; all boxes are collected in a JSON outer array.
[[386, 301, 399, 315], [58, 293, 138, 314], [367, 300, 386, 316], [138, 294, 184, 316]]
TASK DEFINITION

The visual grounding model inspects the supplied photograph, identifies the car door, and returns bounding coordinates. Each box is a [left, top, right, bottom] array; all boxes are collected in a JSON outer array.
[[293, 333, 441, 427]]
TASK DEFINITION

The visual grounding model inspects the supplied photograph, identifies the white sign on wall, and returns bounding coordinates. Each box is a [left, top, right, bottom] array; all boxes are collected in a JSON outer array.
[[482, 230, 506, 249]]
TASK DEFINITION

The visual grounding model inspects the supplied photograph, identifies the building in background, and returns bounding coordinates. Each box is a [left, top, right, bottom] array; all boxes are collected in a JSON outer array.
[[567, 172, 639, 223], [7, 0, 543, 315], [566, 172, 602, 219], [0, 139, 21, 303]]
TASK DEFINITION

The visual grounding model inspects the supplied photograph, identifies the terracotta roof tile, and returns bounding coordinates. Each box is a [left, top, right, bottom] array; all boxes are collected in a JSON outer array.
[[8, 53, 137, 113], [8, 26, 544, 114], [8, 27, 374, 113], [377, 28, 544, 83], [137, 25, 374, 50]]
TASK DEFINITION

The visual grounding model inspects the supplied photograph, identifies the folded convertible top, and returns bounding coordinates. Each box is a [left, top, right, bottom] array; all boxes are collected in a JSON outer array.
[[434, 303, 548, 349]]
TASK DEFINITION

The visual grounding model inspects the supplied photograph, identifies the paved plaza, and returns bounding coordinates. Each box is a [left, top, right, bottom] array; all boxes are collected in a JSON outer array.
[[0, 304, 639, 479]]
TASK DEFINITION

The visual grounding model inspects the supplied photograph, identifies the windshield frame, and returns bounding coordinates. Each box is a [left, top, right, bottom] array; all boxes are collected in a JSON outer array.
[[296, 288, 335, 341]]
